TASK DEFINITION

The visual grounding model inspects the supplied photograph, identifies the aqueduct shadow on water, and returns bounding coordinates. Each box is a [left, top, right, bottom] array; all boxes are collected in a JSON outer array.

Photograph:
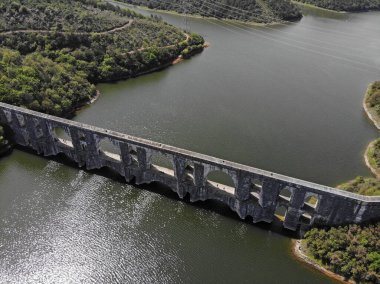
[[0, 102, 379, 231]]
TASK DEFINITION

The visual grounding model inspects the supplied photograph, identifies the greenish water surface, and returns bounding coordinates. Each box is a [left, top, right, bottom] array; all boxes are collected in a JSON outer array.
[[1, 6, 379, 283]]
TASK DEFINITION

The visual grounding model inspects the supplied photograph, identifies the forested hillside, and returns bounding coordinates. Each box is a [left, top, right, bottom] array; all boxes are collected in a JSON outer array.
[[0, 0, 204, 117], [0, 0, 134, 32], [120, 0, 302, 22], [296, 0, 380, 12], [304, 224, 380, 283], [302, 176, 380, 283]]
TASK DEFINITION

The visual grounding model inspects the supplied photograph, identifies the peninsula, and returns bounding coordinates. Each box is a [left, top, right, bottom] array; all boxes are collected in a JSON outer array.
[[296, 83, 380, 283], [0, 0, 205, 118]]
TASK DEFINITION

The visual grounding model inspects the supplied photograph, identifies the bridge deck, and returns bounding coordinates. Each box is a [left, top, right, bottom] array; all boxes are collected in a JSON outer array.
[[0, 102, 379, 231]]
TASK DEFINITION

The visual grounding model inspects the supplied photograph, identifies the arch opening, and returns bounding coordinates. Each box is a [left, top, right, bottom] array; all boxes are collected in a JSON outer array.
[[251, 177, 262, 200], [150, 152, 174, 176], [206, 170, 235, 194], [53, 127, 73, 148], [279, 186, 292, 202], [128, 146, 139, 167], [184, 161, 195, 182], [99, 137, 121, 161], [303, 194, 319, 210], [274, 204, 287, 222], [299, 213, 312, 225], [1, 123, 14, 140]]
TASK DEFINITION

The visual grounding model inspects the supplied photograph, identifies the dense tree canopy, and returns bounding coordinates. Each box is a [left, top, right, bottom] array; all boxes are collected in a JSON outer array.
[[0, 48, 96, 116], [304, 165, 380, 283], [121, 0, 302, 22], [304, 224, 380, 283], [0, 0, 205, 117], [297, 0, 380, 12], [0, 0, 138, 32]]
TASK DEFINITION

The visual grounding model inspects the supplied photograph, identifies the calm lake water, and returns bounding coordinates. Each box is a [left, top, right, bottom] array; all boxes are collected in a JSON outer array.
[[1, 4, 379, 283]]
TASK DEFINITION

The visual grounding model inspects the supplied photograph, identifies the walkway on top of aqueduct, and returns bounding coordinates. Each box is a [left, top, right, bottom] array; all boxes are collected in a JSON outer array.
[[0, 102, 379, 231]]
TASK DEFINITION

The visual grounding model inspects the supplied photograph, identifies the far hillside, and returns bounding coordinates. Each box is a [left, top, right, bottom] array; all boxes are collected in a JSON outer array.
[[119, 0, 302, 23], [296, 0, 380, 12]]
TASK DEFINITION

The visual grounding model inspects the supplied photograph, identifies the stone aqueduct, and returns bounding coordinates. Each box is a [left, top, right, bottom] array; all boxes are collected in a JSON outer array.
[[0, 102, 379, 230]]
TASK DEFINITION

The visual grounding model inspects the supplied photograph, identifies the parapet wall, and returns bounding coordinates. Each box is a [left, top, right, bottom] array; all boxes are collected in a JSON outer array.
[[1, 102, 379, 230]]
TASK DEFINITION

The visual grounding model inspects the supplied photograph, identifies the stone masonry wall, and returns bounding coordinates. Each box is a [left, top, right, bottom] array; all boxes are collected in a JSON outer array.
[[0, 102, 379, 231]]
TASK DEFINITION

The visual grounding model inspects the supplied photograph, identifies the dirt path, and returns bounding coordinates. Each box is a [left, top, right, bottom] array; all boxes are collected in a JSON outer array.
[[127, 33, 190, 55], [0, 20, 134, 36], [0, 21, 190, 55]]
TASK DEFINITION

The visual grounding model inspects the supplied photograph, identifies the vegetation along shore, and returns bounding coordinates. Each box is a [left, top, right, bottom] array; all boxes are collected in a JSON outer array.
[[295, 82, 380, 283], [365, 139, 380, 179], [0, 0, 205, 157], [295, 0, 380, 12], [364, 81, 380, 130], [118, 0, 303, 23]]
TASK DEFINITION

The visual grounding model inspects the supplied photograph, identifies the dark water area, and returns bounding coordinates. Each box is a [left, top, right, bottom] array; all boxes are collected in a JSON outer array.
[[0, 5, 379, 283]]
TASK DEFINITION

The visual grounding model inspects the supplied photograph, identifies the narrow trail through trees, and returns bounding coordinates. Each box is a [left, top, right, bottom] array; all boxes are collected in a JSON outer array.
[[0, 20, 190, 54], [0, 20, 134, 35]]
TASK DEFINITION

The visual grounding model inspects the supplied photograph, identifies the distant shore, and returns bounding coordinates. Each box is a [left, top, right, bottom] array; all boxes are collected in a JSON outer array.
[[292, 0, 380, 14], [291, 1, 346, 14], [109, 0, 291, 27]]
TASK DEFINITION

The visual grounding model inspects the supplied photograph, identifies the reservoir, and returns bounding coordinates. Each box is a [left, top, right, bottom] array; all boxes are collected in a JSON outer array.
[[0, 5, 379, 283]]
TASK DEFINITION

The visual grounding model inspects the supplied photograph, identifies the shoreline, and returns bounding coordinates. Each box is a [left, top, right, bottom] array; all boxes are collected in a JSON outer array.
[[292, 1, 380, 14], [363, 83, 380, 130], [292, 240, 353, 284], [295, 81, 380, 283], [73, 41, 208, 114], [109, 0, 296, 27], [291, 1, 346, 14], [364, 139, 380, 179]]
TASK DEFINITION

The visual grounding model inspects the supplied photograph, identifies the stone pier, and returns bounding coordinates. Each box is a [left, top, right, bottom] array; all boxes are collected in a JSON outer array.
[[0, 102, 379, 231]]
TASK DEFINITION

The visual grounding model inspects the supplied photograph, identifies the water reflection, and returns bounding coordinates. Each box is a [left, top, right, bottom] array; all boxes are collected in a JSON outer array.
[[1, 5, 379, 283]]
